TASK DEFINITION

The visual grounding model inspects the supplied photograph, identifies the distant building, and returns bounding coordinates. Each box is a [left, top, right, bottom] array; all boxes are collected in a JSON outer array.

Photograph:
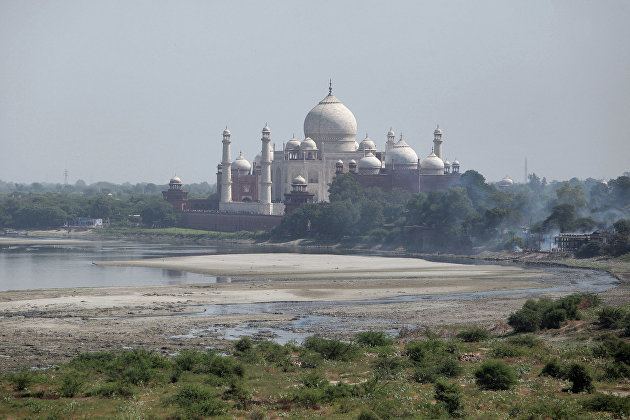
[[66, 217, 103, 228], [554, 231, 611, 252]]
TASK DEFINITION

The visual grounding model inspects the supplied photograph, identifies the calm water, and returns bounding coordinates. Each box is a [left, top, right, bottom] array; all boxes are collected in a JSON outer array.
[[0, 240, 222, 291]]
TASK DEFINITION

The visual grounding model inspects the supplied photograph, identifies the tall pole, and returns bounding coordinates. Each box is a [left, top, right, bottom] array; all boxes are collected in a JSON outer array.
[[260, 124, 272, 204], [221, 128, 232, 203]]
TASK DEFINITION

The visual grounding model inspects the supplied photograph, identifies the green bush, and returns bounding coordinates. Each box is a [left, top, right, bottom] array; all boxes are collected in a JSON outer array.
[[298, 351, 323, 368], [434, 379, 463, 415], [256, 340, 290, 363], [508, 305, 542, 333], [507, 334, 543, 348], [602, 361, 630, 380], [175, 349, 203, 371], [87, 381, 134, 398], [222, 380, 252, 408], [437, 358, 463, 378], [576, 241, 603, 258], [355, 331, 393, 347], [540, 358, 567, 379], [357, 409, 381, 420], [598, 306, 626, 329], [233, 337, 254, 354], [199, 353, 245, 380], [8, 369, 34, 391], [372, 355, 405, 379], [474, 360, 518, 390], [489, 343, 523, 358], [456, 327, 491, 342], [58, 372, 83, 397], [411, 366, 438, 384], [541, 308, 567, 329], [303, 336, 359, 361], [172, 384, 226, 417], [584, 393, 630, 416], [567, 363, 594, 393]]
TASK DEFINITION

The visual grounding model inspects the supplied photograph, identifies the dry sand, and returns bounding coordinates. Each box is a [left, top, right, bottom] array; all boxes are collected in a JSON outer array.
[[0, 253, 611, 370]]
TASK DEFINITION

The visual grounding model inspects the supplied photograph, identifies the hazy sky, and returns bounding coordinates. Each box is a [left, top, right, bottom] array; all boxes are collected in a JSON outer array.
[[1, 0, 629, 185]]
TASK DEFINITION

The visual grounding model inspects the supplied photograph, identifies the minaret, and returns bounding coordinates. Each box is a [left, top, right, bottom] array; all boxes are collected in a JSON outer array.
[[433, 125, 443, 159], [220, 127, 232, 203], [260, 124, 272, 204], [386, 128, 395, 151]]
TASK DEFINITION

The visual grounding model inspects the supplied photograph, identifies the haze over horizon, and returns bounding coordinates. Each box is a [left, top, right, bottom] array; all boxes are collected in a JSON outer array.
[[1, 1, 629, 186]]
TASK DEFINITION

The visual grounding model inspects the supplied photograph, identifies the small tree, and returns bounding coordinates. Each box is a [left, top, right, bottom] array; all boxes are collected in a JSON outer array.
[[568, 363, 594, 393], [474, 360, 517, 390], [434, 379, 462, 415]]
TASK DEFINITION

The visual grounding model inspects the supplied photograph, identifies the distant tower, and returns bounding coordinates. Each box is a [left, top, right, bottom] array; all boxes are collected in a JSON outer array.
[[386, 128, 395, 151], [64, 168, 68, 185], [433, 125, 443, 159], [220, 128, 232, 203], [260, 124, 272, 204]]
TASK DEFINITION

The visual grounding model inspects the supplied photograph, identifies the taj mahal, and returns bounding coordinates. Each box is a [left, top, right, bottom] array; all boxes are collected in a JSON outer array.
[[164, 83, 462, 217]]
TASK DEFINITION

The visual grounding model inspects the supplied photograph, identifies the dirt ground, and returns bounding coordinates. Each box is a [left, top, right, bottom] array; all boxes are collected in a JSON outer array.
[[0, 251, 622, 371]]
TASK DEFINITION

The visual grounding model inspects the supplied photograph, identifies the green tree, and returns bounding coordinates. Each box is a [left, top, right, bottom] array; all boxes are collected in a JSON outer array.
[[140, 199, 177, 227]]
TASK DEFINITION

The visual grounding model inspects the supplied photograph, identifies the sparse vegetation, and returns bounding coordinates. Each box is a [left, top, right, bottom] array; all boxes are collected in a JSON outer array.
[[3, 296, 630, 418]]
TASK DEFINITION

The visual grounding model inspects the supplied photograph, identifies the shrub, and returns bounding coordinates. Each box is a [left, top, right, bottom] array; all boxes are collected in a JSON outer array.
[[576, 241, 603, 258], [598, 306, 626, 329], [456, 327, 490, 342], [541, 308, 567, 329], [199, 353, 245, 380], [540, 358, 567, 379], [434, 379, 462, 415], [355, 331, 393, 347], [175, 349, 203, 371], [8, 369, 34, 391], [58, 372, 83, 397], [584, 393, 630, 416], [411, 366, 438, 384], [88, 381, 134, 398], [301, 371, 328, 389], [602, 361, 630, 380], [567, 363, 594, 393], [256, 340, 289, 363], [173, 384, 226, 417], [437, 358, 463, 378], [298, 351, 323, 369], [489, 343, 523, 358], [507, 334, 543, 348], [372, 355, 404, 379], [222, 380, 252, 408], [508, 306, 541, 333], [303, 336, 359, 361], [234, 337, 254, 353], [474, 360, 518, 390]]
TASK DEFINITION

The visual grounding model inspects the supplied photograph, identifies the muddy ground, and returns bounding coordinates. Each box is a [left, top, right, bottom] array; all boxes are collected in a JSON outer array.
[[1, 251, 624, 371]]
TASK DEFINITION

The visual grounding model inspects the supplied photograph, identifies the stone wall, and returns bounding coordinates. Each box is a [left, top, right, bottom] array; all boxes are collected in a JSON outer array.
[[178, 212, 282, 232]]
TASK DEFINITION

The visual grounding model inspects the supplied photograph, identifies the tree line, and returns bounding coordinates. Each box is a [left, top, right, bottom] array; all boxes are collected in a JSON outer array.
[[272, 171, 630, 254]]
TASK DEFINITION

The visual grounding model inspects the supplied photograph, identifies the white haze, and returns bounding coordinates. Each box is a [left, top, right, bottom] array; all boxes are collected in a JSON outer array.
[[1, 0, 629, 185]]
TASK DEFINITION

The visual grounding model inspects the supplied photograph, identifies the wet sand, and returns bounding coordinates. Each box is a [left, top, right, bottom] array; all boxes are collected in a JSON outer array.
[[0, 253, 615, 370]]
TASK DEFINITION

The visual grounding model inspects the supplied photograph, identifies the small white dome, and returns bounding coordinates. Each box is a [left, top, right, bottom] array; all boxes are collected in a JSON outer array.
[[285, 137, 301, 150], [420, 152, 445, 175], [262, 124, 271, 133], [387, 129, 395, 137], [169, 175, 182, 184], [336, 160, 344, 165], [292, 175, 306, 184], [499, 176, 514, 187], [349, 159, 357, 164], [359, 135, 376, 151], [358, 152, 382, 170], [300, 137, 318, 150], [385, 138, 419, 169], [434, 126, 442, 135], [223, 128, 231, 136], [452, 159, 460, 166], [232, 153, 251, 172], [444, 159, 451, 166]]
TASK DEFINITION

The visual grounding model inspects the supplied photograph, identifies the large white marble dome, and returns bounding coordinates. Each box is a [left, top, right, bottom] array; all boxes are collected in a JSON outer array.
[[303, 89, 357, 152]]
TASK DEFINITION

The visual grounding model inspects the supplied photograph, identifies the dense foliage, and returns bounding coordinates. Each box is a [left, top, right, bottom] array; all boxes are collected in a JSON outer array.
[[508, 293, 600, 332], [272, 170, 630, 254]]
